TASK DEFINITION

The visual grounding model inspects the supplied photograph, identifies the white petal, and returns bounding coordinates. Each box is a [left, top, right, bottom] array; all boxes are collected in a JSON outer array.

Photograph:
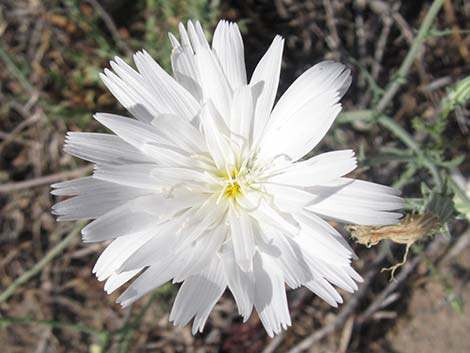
[[150, 113, 206, 154], [269, 150, 357, 186], [309, 259, 358, 293], [100, 69, 155, 123], [194, 21, 210, 49], [53, 194, 136, 222], [140, 143, 198, 168], [268, 61, 351, 131], [199, 101, 235, 170], [150, 166, 211, 187], [292, 233, 360, 299], [177, 197, 228, 247], [196, 48, 233, 121], [170, 38, 203, 101], [64, 132, 154, 165], [104, 269, 141, 294], [260, 91, 342, 161], [170, 255, 226, 334], [107, 56, 164, 119], [51, 176, 97, 196], [240, 194, 300, 237], [178, 22, 191, 47], [263, 183, 315, 213], [118, 218, 184, 271], [117, 261, 179, 307], [257, 226, 309, 289], [230, 85, 254, 152], [253, 251, 291, 337], [81, 193, 198, 242], [295, 211, 356, 260], [173, 224, 227, 282], [229, 208, 256, 272], [93, 228, 157, 280], [294, 231, 351, 268], [249, 35, 284, 144], [133, 50, 200, 121], [94, 113, 166, 151], [51, 177, 150, 221], [186, 20, 210, 52], [95, 164, 210, 194], [81, 206, 156, 243], [51, 177, 146, 197], [221, 243, 255, 320], [306, 178, 404, 225], [93, 163, 160, 190], [212, 20, 247, 90], [303, 276, 343, 307]]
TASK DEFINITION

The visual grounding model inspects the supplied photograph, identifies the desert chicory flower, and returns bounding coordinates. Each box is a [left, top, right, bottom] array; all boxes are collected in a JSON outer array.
[[52, 20, 403, 336]]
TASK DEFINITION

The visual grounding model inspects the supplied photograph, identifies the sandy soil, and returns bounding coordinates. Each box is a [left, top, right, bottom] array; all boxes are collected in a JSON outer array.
[[386, 243, 470, 353]]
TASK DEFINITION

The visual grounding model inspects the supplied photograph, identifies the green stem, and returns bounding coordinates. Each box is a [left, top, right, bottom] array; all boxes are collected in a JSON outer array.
[[337, 110, 374, 124], [393, 164, 417, 189], [376, 115, 442, 188], [0, 316, 104, 337], [376, 115, 420, 152], [375, 0, 445, 113], [448, 176, 470, 209], [0, 222, 84, 303], [373, 0, 445, 189]]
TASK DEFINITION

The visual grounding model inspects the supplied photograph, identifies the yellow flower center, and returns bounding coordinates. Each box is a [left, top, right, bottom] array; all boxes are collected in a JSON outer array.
[[221, 168, 243, 200], [224, 181, 242, 199]]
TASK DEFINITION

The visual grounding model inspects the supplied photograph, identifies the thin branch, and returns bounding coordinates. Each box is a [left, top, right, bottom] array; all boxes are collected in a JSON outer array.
[[0, 165, 93, 193]]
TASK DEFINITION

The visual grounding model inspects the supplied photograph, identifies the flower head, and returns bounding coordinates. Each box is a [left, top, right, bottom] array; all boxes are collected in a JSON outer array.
[[52, 20, 403, 336]]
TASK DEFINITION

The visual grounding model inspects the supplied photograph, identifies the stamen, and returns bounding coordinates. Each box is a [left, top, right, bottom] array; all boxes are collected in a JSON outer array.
[[225, 164, 234, 186], [216, 184, 228, 204]]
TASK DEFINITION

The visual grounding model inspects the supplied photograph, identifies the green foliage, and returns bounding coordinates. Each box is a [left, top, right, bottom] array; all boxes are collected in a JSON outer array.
[[442, 76, 470, 118], [413, 76, 470, 148]]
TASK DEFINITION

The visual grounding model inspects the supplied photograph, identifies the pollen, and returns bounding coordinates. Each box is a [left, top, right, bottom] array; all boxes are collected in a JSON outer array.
[[224, 181, 242, 199], [219, 168, 244, 200]]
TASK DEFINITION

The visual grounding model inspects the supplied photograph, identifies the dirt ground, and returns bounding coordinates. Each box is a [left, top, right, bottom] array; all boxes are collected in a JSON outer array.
[[386, 239, 470, 353]]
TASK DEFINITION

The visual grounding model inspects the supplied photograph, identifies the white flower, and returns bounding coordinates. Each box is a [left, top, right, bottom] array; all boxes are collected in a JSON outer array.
[[52, 20, 403, 336]]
